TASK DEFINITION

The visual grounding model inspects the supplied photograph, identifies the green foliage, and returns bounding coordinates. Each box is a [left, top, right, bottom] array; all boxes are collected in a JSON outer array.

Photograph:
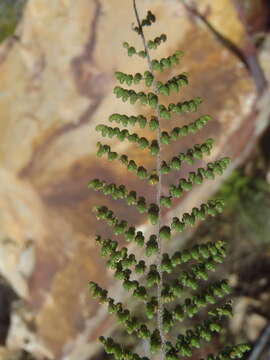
[[88, 3, 251, 360], [213, 167, 270, 245], [216, 168, 269, 212], [0, 0, 27, 43]]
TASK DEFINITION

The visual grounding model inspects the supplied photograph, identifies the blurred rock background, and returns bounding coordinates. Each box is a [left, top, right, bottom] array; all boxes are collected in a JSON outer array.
[[0, 0, 269, 359]]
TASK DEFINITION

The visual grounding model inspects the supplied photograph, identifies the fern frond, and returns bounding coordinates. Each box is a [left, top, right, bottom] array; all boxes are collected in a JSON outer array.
[[171, 199, 225, 233], [88, 181, 153, 216], [169, 114, 212, 140], [88, 3, 251, 360], [151, 51, 184, 72], [109, 113, 147, 128], [168, 160, 230, 199]]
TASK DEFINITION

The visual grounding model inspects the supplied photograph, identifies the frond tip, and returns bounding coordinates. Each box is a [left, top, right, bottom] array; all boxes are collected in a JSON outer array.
[[133, 10, 156, 35]]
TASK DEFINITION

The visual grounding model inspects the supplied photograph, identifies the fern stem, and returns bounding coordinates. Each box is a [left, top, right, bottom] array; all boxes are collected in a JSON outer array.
[[132, 1, 165, 359]]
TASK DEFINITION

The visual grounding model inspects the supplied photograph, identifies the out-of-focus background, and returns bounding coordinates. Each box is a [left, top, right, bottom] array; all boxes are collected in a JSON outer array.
[[0, 0, 270, 359]]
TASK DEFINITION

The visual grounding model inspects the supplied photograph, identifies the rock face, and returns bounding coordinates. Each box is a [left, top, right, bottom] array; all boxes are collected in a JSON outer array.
[[0, 0, 268, 359]]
